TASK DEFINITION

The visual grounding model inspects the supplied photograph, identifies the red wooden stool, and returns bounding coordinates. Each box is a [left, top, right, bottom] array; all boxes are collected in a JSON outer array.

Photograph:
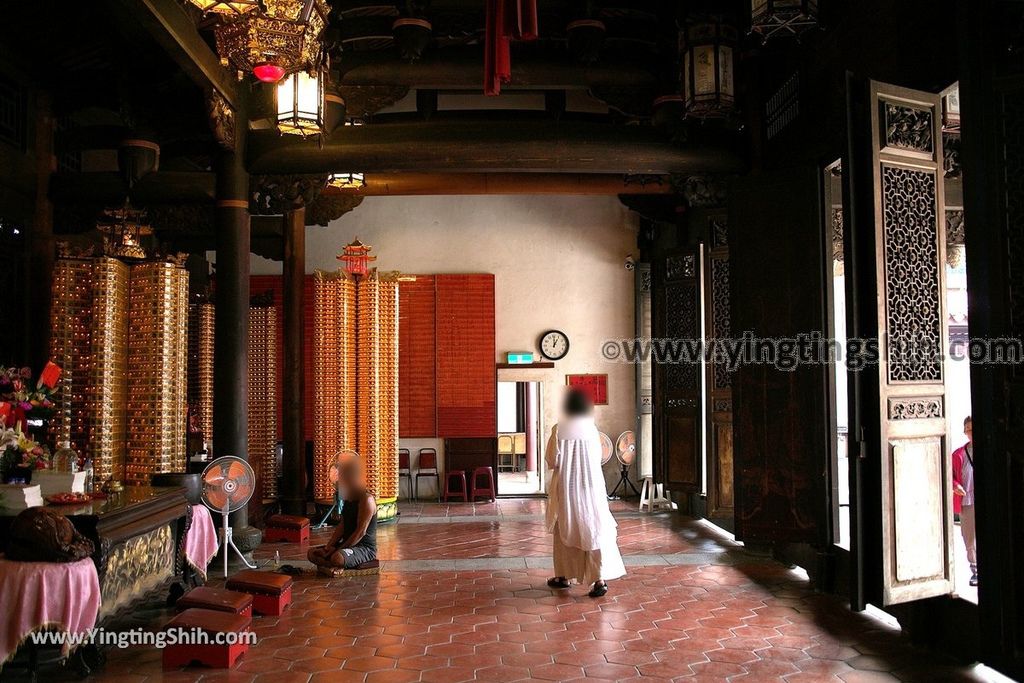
[[176, 587, 253, 618], [162, 608, 251, 670], [263, 514, 310, 544], [225, 570, 294, 616], [442, 470, 467, 502], [470, 466, 496, 502]]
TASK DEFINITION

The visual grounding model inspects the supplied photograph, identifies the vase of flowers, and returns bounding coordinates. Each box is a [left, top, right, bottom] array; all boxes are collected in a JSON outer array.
[[0, 425, 50, 484], [0, 363, 60, 445]]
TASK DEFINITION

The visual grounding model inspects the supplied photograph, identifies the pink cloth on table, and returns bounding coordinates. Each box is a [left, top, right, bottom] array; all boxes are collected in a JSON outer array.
[[185, 504, 218, 580], [0, 555, 100, 664]]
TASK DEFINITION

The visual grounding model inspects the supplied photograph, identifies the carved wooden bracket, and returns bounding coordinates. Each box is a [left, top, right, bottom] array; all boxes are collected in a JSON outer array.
[[306, 194, 365, 226], [671, 174, 728, 208], [250, 174, 329, 215], [335, 85, 410, 119], [206, 90, 236, 151]]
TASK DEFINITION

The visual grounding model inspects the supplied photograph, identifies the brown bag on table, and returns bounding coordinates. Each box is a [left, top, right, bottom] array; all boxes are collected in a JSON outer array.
[[6, 507, 94, 562]]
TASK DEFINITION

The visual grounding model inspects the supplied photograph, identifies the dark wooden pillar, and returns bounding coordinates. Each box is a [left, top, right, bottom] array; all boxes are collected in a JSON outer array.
[[281, 207, 306, 515], [212, 111, 261, 549], [28, 91, 54, 370]]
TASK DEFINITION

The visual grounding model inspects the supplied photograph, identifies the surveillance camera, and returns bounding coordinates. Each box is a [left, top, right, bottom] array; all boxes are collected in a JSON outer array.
[[625, 255, 636, 271]]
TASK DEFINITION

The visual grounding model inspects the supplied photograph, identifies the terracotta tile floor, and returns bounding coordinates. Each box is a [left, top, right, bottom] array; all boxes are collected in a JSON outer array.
[[41, 502, 1006, 681]]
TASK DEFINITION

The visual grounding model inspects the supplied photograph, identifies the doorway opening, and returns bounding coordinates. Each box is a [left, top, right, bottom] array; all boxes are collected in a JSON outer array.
[[824, 159, 851, 551], [497, 380, 544, 495]]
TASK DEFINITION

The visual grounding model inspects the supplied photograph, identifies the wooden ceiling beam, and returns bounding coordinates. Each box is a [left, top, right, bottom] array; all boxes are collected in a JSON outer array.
[[335, 53, 658, 90], [247, 121, 742, 175], [107, 0, 241, 111], [324, 173, 673, 196]]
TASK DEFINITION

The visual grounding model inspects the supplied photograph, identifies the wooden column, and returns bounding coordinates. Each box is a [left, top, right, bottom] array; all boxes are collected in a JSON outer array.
[[213, 124, 261, 548], [281, 207, 306, 515]]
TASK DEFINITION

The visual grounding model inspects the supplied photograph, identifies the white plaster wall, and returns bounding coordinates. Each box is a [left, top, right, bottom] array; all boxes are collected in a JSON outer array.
[[250, 194, 640, 497]]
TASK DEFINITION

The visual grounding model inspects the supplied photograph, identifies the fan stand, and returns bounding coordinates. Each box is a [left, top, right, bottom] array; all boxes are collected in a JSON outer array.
[[219, 498, 256, 578], [313, 487, 344, 530], [609, 461, 641, 499]]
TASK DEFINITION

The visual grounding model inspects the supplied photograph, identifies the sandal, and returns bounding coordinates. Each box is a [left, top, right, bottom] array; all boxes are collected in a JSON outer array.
[[278, 564, 304, 576], [547, 577, 570, 589], [589, 581, 608, 598]]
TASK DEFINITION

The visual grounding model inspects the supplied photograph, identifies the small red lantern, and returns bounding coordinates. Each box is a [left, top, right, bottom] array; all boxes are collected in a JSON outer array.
[[253, 62, 287, 83], [338, 238, 376, 277]]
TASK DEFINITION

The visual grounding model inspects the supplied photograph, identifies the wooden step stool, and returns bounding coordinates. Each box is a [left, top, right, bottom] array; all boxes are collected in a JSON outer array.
[[225, 570, 294, 616], [176, 586, 253, 618], [316, 558, 381, 578], [263, 514, 311, 544], [162, 608, 251, 670]]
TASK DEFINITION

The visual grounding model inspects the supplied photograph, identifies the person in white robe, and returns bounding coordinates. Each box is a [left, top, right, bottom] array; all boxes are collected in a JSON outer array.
[[545, 388, 626, 597]]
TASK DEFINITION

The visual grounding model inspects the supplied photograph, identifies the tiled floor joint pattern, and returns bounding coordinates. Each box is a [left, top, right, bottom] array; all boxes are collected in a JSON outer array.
[[30, 499, 997, 682]]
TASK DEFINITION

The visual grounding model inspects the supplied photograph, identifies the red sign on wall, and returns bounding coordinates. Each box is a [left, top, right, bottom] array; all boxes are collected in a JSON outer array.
[[566, 374, 608, 406]]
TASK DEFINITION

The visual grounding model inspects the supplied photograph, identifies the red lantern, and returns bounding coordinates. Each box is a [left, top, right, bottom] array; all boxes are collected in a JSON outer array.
[[338, 238, 376, 277], [253, 62, 287, 83]]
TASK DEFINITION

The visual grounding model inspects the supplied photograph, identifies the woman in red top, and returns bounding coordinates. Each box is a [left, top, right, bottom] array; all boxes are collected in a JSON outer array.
[[951, 416, 976, 586]]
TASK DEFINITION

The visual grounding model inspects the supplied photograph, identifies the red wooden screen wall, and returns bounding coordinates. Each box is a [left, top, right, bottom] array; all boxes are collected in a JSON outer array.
[[435, 274, 496, 437], [398, 276, 437, 437]]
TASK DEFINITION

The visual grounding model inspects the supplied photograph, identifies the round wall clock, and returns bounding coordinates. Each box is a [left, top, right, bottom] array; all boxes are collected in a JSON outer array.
[[539, 329, 570, 360]]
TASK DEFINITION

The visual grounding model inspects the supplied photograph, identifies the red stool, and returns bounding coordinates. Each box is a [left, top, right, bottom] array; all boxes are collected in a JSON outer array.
[[442, 470, 467, 502], [263, 514, 310, 544], [176, 587, 253, 618], [225, 570, 294, 616], [470, 466, 496, 502], [162, 608, 251, 669]]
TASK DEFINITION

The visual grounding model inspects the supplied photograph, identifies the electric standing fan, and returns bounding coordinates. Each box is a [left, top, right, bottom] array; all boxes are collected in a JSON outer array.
[[201, 456, 257, 578], [598, 431, 614, 465], [609, 430, 640, 498], [313, 449, 359, 529]]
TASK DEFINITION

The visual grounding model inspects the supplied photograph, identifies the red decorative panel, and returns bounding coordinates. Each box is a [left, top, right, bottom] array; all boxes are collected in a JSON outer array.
[[399, 276, 437, 437], [566, 374, 609, 405], [435, 274, 496, 438]]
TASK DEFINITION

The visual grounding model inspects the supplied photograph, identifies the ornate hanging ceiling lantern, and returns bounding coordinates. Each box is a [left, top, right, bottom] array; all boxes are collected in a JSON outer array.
[[327, 172, 366, 190], [681, 19, 737, 119], [750, 0, 818, 39], [276, 67, 325, 136], [187, 0, 260, 16], [214, 0, 329, 83], [97, 203, 153, 261], [338, 238, 376, 277]]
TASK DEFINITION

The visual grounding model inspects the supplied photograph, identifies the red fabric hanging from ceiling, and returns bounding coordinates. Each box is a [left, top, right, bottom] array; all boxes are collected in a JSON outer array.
[[484, 0, 539, 96]]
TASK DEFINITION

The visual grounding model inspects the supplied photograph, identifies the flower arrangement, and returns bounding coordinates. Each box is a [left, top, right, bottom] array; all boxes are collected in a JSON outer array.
[[0, 424, 50, 478], [0, 363, 59, 428]]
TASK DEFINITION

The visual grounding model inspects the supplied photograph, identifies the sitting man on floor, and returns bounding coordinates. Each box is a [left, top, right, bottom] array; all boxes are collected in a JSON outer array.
[[308, 457, 378, 572]]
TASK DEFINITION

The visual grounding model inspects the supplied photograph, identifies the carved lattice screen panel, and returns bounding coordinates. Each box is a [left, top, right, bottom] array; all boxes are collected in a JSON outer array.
[[706, 214, 734, 518], [867, 81, 954, 605]]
